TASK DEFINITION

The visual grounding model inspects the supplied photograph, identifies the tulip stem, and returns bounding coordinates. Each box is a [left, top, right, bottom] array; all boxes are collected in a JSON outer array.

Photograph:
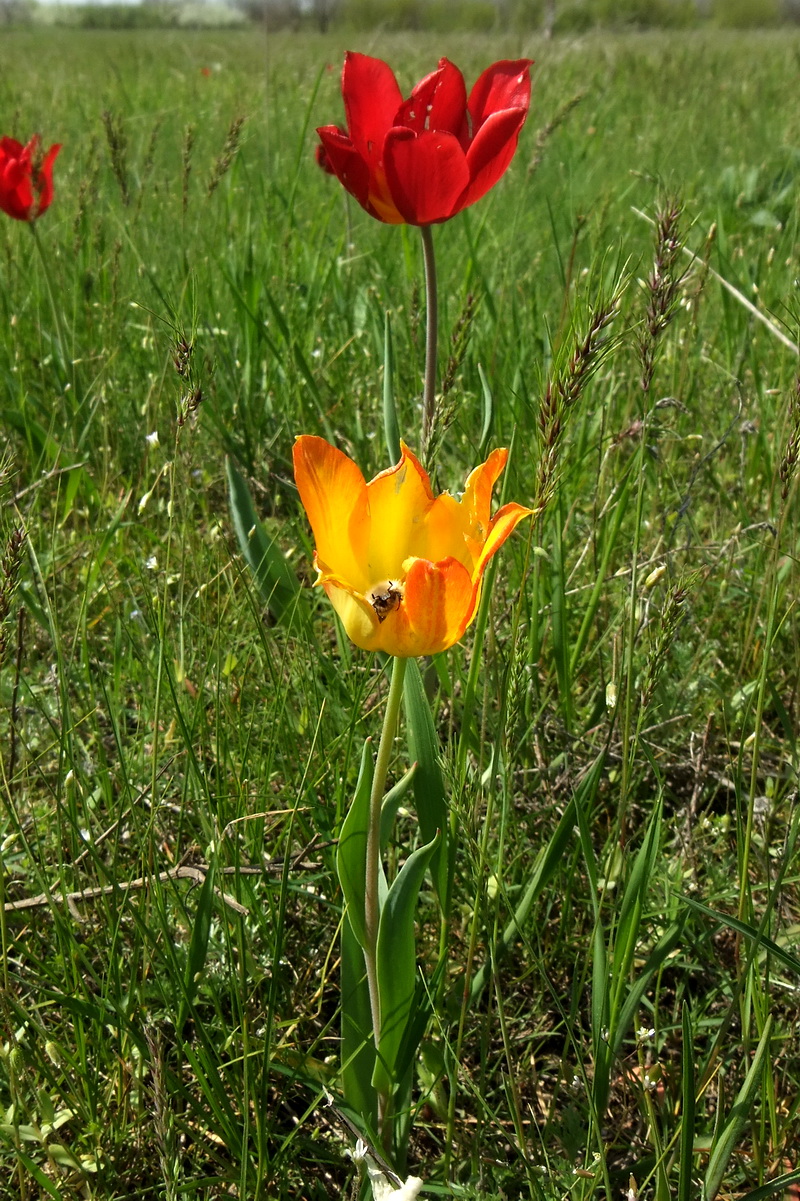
[[364, 654, 407, 1136], [420, 224, 438, 455]]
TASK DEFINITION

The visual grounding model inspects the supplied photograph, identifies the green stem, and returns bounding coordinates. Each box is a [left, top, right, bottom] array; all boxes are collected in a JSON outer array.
[[29, 220, 72, 395], [420, 224, 438, 452], [364, 655, 407, 1129]]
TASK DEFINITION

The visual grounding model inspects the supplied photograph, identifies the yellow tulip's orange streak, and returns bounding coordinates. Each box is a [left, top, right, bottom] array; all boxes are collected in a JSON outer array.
[[293, 435, 532, 658]]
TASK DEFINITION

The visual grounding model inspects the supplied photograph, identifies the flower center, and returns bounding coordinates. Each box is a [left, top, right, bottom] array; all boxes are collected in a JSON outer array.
[[367, 579, 404, 623]]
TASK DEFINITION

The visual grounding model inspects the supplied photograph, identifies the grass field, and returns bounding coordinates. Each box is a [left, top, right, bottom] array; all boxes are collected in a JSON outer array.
[[1, 23, 800, 1201]]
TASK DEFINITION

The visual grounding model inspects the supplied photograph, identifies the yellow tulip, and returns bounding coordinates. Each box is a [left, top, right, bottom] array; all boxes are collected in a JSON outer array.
[[293, 435, 532, 658]]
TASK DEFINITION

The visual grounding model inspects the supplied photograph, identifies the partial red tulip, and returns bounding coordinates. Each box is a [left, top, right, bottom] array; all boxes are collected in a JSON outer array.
[[316, 52, 533, 226], [0, 135, 61, 222], [315, 140, 336, 176]]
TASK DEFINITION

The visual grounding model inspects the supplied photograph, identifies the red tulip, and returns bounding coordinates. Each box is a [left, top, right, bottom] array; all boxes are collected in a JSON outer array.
[[0, 135, 61, 222], [315, 141, 336, 176], [316, 52, 533, 226]]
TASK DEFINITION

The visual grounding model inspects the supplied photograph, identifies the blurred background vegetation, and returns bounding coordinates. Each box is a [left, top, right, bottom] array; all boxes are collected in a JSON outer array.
[[1, 0, 799, 33]]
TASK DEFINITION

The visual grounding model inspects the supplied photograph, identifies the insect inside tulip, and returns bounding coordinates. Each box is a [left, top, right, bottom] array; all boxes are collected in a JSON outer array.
[[368, 581, 403, 622]]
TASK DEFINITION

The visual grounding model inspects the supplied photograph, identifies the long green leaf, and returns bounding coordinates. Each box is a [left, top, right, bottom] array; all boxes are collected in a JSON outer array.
[[681, 895, 800, 977], [373, 833, 439, 1095], [735, 1168, 800, 1201], [477, 362, 494, 455], [340, 912, 377, 1128], [469, 751, 607, 1005], [178, 855, 217, 1033], [613, 921, 683, 1058], [383, 310, 401, 465], [380, 763, 417, 851], [704, 1016, 773, 1201], [226, 456, 305, 628], [679, 1000, 696, 1201], [404, 660, 449, 908], [336, 740, 374, 952], [610, 796, 664, 1027]]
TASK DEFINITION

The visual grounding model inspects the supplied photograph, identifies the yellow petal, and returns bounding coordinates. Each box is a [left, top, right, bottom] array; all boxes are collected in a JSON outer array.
[[418, 447, 509, 572], [323, 581, 384, 651], [461, 447, 509, 536], [364, 442, 435, 583], [293, 435, 371, 592], [418, 491, 473, 569]]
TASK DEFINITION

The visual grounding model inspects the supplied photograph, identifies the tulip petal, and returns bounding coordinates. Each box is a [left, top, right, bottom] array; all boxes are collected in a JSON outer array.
[[462, 447, 509, 532], [293, 435, 371, 592], [35, 142, 61, 217], [395, 59, 469, 145], [320, 576, 383, 652], [0, 136, 25, 158], [342, 52, 403, 165], [383, 127, 470, 225], [316, 125, 372, 211], [391, 556, 475, 657], [418, 448, 510, 572], [467, 59, 532, 136], [418, 492, 471, 570], [471, 502, 533, 580], [365, 443, 435, 583], [457, 106, 528, 213]]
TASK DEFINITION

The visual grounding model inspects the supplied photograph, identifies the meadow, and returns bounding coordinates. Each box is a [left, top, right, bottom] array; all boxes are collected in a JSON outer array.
[[1, 23, 800, 1201]]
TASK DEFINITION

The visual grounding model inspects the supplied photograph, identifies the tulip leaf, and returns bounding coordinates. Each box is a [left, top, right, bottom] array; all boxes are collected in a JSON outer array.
[[383, 311, 401, 465], [335, 740, 374, 952], [380, 763, 416, 851], [372, 832, 439, 1096], [226, 456, 305, 628], [404, 660, 451, 909], [340, 911, 378, 1129]]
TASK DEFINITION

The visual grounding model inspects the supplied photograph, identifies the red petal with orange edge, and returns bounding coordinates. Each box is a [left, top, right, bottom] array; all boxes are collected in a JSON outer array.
[[457, 108, 527, 214], [393, 555, 474, 657], [467, 59, 532, 134], [472, 502, 532, 580], [342, 52, 403, 163], [292, 435, 370, 592], [383, 127, 469, 225]]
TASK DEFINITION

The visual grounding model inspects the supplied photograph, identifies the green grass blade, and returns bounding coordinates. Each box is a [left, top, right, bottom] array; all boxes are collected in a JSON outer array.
[[177, 854, 217, 1033], [680, 895, 800, 977], [679, 1000, 696, 1201], [383, 310, 401, 465], [226, 455, 305, 628], [704, 1016, 773, 1201]]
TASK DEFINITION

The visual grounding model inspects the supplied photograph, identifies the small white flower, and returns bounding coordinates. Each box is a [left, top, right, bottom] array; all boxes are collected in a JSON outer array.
[[348, 1140, 425, 1200], [146, 431, 160, 448], [366, 1170, 424, 1201], [145, 555, 158, 571]]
